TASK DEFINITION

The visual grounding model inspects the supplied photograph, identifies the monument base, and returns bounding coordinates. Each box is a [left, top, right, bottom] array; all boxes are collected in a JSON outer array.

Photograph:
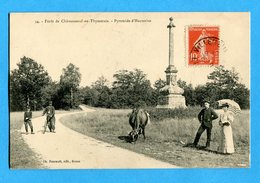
[[157, 94, 186, 109]]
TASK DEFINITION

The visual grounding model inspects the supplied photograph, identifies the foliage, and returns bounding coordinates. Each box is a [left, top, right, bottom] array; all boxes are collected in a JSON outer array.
[[177, 79, 196, 106], [91, 76, 112, 108], [203, 65, 250, 109], [60, 63, 81, 89], [154, 66, 250, 109], [79, 86, 100, 107], [154, 78, 166, 93], [207, 65, 239, 89], [91, 76, 109, 91], [78, 69, 158, 109], [59, 63, 81, 109], [10, 56, 50, 111], [152, 65, 250, 109], [145, 106, 201, 121], [41, 81, 60, 107], [153, 78, 167, 101], [110, 69, 155, 108], [10, 57, 249, 111], [232, 83, 250, 109]]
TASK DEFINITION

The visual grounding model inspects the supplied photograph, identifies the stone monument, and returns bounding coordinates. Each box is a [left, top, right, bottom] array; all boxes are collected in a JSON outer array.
[[157, 17, 186, 108]]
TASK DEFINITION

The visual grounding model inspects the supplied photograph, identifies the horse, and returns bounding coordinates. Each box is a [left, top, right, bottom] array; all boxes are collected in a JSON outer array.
[[129, 108, 150, 143]]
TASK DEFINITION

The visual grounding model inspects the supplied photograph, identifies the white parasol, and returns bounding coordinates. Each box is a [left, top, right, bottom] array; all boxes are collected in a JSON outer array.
[[217, 99, 241, 115]]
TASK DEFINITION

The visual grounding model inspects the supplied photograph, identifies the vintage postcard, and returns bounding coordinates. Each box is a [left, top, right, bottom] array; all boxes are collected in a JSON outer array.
[[9, 12, 250, 169]]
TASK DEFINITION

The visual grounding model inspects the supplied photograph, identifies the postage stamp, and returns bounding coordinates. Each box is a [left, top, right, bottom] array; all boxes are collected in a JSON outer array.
[[188, 26, 220, 66]]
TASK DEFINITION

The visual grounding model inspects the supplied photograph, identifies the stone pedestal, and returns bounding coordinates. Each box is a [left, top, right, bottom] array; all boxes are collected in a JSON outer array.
[[157, 84, 186, 109], [157, 94, 186, 109]]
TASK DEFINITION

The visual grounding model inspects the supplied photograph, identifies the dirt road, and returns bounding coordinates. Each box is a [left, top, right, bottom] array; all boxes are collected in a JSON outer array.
[[21, 106, 178, 169]]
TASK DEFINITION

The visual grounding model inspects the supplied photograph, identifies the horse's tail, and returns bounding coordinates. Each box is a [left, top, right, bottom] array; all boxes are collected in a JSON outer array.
[[145, 111, 151, 125]]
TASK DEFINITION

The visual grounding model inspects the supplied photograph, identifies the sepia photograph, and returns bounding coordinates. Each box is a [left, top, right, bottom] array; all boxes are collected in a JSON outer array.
[[9, 12, 250, 169]]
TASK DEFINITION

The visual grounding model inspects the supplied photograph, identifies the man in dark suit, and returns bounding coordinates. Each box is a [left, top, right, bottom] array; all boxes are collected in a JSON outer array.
[[24, 107, 34, 134], [193, 101, 218, 149], [42, 101, 56, 133]]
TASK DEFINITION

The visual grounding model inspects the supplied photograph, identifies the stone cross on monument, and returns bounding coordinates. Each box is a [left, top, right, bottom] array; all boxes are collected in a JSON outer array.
[[157, 17, 186, 109]]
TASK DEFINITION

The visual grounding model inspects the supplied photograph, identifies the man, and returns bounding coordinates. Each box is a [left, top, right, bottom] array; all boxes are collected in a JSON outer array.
[[193, 100, 218, 149], [24, 107, 34, 134], [42, 101, 56, 133]]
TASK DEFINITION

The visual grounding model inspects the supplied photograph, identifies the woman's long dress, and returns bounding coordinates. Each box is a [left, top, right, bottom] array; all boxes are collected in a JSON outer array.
[[218, 111, 235, 154]]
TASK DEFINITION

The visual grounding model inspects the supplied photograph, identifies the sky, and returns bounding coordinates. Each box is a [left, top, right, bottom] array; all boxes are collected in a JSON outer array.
[[10, 12, 250, 88]]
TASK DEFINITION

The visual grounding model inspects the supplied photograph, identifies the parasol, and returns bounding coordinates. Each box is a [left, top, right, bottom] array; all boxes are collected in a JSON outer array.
[[217, 99, 241, 115]]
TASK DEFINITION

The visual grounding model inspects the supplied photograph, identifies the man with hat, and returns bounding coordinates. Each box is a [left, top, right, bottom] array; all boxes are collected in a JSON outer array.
[[192, 100, 218, 149], [42, 101, 56, 133], [24, 106, 34, 134]]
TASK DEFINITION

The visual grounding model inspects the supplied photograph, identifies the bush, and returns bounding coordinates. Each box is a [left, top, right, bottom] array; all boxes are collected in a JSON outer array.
[[145, 106, 201, 121]]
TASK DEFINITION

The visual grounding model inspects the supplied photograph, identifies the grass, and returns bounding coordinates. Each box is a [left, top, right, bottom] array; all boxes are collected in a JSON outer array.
[[10, 110, 67, 169], [61, 108, 250, 168], [10, 111, 44, 169], [145, 106, 201, 120]]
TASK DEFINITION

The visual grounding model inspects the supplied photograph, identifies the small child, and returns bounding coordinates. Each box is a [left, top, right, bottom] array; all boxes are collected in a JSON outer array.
[[24, 107, 34, 134]]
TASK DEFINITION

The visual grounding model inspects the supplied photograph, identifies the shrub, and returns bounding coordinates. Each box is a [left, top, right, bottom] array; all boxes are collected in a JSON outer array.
[[145, 106, 201, 121]]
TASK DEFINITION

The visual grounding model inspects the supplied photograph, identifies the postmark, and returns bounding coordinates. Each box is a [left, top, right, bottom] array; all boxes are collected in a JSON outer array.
[[188, 26, 220, 66]]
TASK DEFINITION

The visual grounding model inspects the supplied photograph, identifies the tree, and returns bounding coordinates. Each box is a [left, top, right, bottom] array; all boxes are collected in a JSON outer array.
[[41, 81, 60, 108], [207, 65, 239, 89], [154, 78, 167, 93], [177, 79, 196, 106], [208, 66, 249, 108], [193, 85, 210, 106], [91, 76, 112, 108], [60, 63, 81, 108], [10, 56, 50, 111], [111, 69, 155, 108], [79, 87, 100, 106], [153, 78, 170, 105], [91, 76, 109, 91], [195, 65, 250, 109], [232, 83, 250, 109]]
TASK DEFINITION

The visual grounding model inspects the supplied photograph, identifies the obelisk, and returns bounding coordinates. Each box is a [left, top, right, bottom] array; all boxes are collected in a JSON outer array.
[[157, 17, 186, 109]]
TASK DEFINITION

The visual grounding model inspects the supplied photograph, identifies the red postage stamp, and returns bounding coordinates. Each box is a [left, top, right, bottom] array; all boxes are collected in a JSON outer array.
[[188, 26, 219, 65]]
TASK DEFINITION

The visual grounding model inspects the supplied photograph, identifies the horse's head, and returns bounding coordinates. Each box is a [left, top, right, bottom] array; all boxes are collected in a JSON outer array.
[[129, 130, 139, 143]]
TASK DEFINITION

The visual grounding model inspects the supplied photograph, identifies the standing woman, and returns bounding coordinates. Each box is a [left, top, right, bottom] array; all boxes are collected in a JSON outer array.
[[218, 103, 235, 154]]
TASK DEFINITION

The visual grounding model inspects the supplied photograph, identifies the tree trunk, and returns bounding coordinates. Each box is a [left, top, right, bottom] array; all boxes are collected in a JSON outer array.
[[34, 100, 37, 111], [33, 94, 36, 111], [70, 87, 73, 108], [27, 95, 30, 108]]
